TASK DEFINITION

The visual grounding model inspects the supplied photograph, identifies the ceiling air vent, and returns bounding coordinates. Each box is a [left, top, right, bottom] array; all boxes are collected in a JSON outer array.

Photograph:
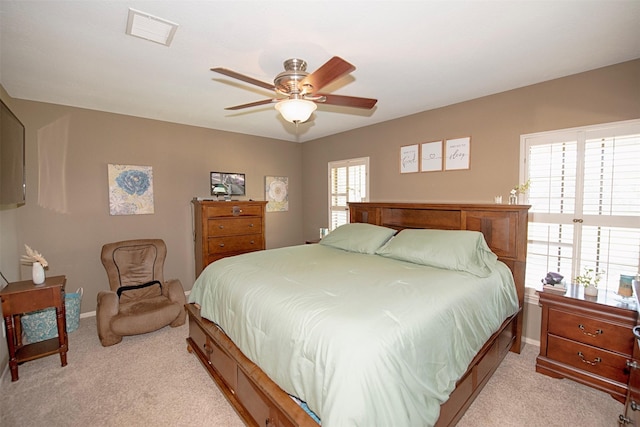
[[126, 8, 178, 47]]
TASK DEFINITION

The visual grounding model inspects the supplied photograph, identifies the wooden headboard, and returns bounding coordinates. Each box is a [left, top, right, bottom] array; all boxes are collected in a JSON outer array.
[[349, 202, 530, 352]]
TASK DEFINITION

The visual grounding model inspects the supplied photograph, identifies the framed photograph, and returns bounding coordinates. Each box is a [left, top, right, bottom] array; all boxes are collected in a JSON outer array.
[[400, 144, 419, 173], [210, 171, 246, 196], [445, 137, 471, 170], [420, 141, 443, 172]]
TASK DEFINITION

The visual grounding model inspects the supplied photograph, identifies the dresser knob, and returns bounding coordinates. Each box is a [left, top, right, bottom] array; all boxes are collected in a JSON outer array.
[[219, 243, 225, 248], [249, 223, 254, 227], [577, 351, 601, 366], [250, 240, 255, 244], [578, 324, 603, 337], [218, 225, 224, 229]]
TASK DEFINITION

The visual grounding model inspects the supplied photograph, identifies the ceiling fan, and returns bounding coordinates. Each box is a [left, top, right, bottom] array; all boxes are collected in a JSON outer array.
[[211, 56, 377, 124]]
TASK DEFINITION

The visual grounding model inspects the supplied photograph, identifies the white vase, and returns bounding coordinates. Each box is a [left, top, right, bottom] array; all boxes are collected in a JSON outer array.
[[584, 285, 598, 297], [32, 261, 45, 285]]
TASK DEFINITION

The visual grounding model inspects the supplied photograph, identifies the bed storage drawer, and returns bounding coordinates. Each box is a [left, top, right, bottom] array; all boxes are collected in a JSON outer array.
[[207, 336, 237, 391]]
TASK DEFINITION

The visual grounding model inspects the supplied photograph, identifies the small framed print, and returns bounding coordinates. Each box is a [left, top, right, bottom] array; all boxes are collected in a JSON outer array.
[[400, 144, 419, 173], [420, 141, 443, 172], [445, 137, 471, 171]]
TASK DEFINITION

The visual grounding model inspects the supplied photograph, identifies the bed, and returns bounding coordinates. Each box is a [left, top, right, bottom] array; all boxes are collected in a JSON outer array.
[[186, 202, 529, 427]]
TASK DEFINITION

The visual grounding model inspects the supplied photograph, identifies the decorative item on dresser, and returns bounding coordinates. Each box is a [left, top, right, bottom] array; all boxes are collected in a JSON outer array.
[[620, 280, 640, 425], [537, 283, 638, 404], [192, 199, 267, 277]]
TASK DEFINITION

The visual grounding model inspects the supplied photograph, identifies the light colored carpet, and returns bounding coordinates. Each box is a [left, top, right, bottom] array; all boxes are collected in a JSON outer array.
[[0, 316, 623, 426]]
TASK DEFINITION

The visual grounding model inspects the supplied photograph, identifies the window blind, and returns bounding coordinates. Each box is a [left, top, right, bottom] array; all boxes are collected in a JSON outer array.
[[522, 120, 640, 293]]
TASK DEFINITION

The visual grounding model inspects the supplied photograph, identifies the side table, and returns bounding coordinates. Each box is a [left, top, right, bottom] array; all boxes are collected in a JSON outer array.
[[0, 275, 68, 381]]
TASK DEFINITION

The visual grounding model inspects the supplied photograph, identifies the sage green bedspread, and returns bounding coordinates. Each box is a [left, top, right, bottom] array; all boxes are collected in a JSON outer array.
[[189, 244, 519, 426]]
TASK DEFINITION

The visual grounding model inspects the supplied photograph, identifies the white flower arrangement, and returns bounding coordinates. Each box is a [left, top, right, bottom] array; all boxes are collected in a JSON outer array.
[[512, 179, 531, 195], [21, 244, 49, 268]]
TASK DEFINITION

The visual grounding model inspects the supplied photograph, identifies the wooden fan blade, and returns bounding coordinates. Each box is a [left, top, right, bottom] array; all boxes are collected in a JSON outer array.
[[301, 57, 355, 93], [211, 67, 275, 91], [316, 94, 377, 109], [225, 99, 278, 110]]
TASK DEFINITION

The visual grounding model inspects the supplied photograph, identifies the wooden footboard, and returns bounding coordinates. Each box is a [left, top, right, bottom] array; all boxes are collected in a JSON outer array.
[[186, 302, 519, 427]]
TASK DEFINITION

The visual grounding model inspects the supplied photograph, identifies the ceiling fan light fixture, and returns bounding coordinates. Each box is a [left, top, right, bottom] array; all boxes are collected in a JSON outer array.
[[275, 99, 317, 124]]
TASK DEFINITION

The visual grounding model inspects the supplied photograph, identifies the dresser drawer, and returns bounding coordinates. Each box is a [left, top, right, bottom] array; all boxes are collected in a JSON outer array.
[[547, 334, 630, 385], [206, 204, 263, 218], [548, 308, 633, 355], [207, 218, 262, 237], [208, 234, 262, 254]]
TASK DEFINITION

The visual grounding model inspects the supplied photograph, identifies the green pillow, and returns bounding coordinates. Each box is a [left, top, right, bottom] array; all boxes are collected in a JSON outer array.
[[376, 229, 498, 277], [319, 223, 397, 254]]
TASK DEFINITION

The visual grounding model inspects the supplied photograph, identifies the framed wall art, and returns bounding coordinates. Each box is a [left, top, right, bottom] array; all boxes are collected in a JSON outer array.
[[400, 144, 419, 173], [108, 164, 154, 215], [265, 176, 288, 212], [445, 137, 471, 171], [420, 141, 443, 172]]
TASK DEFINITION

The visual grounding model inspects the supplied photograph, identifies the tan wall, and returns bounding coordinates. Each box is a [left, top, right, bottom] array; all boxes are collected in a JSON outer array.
[[302, 59, 640, 240], [2, 97, 303, 313], [301, 59, 640, 345]]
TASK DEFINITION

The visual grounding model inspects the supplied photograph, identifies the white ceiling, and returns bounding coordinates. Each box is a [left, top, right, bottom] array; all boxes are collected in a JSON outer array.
[[1, 1, 639, 143]]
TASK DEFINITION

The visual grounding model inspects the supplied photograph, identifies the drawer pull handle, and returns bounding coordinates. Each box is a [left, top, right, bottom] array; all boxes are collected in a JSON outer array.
[[249, 223, 254, 227], [218, 225, 224, 229], [250, 240, 255, 244], [578, 324, 603, 337], [219, 243, 225, 248], [577, 351, 601, 366]]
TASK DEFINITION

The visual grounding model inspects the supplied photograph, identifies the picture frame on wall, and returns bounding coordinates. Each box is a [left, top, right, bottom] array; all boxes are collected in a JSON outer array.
[[400, 144, 419, 173], [420, 141, 443, 172], [445, 137, 471, 170]]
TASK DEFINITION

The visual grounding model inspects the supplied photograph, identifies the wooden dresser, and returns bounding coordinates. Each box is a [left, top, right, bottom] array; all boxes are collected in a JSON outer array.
[[192, 199, 267, 277], [537, 284, 638, 403]]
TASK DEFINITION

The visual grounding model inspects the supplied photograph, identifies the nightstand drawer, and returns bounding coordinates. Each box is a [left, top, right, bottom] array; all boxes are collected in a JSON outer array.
[[547, 335, 630, 385], [548, 308, 633, 355]]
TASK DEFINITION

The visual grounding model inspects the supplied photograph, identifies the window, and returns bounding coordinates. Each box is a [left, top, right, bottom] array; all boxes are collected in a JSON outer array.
[[521, 120, 640, 293], [328, 157, 369, 230]]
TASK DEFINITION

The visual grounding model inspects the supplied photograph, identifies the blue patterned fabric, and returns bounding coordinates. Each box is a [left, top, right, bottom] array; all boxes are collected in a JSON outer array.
[[21, 288, 83, 344]]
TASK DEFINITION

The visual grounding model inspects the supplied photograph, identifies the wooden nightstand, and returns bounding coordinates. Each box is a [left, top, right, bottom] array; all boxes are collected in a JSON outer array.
[[0, 275, 68, 381], [536, 284, 638, 403]]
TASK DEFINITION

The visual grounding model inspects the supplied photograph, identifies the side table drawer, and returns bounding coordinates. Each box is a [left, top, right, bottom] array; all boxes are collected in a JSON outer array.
[[547, 334, 630, 385], [548, 308, 633, 355]]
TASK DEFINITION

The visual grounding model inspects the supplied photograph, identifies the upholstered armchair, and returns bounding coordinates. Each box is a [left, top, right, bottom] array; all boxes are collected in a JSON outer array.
[[97, 239, 186, 346]]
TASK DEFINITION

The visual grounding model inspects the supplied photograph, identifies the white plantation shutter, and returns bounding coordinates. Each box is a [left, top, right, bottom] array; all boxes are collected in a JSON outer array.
[[522, 120, 640, 292], [329, 157, 369, 230]]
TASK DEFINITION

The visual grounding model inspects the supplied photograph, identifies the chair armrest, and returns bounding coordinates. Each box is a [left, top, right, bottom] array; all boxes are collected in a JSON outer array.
[[165, 279, 186, 305], [97, 290, 119, 316]]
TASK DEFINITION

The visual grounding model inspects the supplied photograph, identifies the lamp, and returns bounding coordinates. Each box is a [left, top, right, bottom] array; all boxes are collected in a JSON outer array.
[[275, 99, 317, 124]]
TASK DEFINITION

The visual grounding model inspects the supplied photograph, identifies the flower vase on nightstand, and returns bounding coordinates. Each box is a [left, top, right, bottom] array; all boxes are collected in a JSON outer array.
[[32, 262, 45, 285]]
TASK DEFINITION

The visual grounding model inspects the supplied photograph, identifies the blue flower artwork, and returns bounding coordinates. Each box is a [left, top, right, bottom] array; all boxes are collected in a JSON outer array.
[[108, 164, 154, 215]]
